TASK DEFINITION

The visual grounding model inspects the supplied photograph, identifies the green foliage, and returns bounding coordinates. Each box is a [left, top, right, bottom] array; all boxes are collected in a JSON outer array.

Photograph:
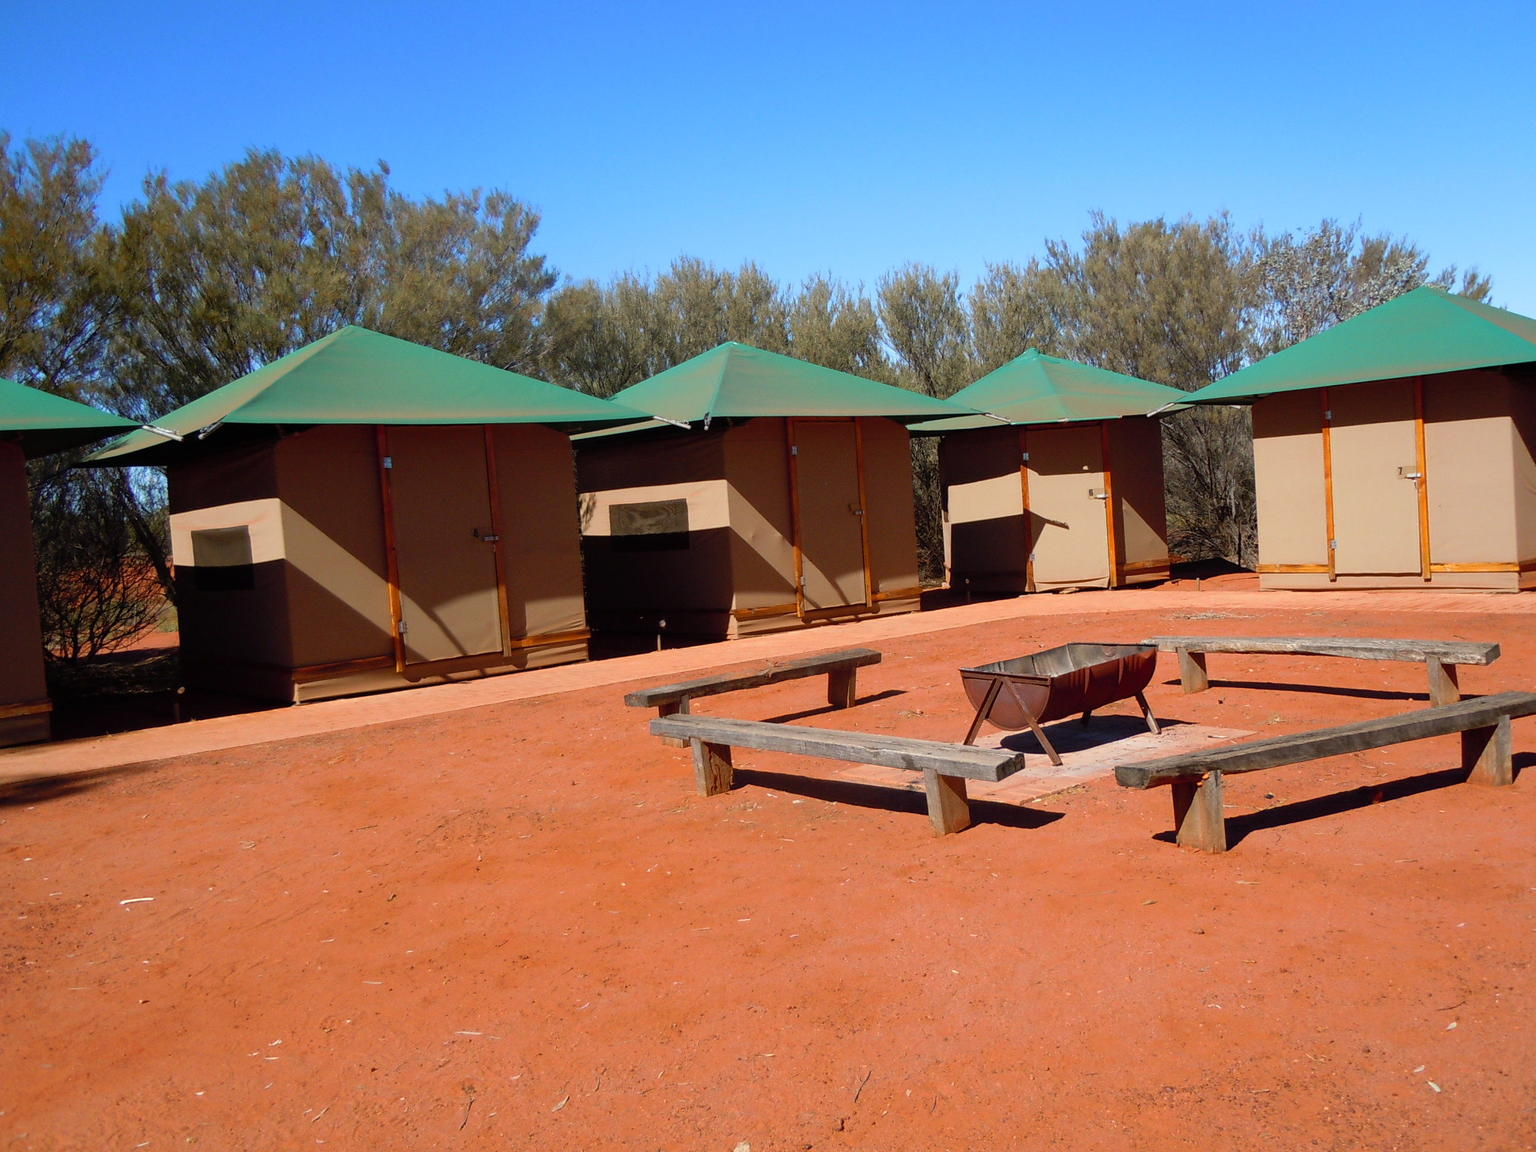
[[104, 150, 557, 418], [0, 129, 1504, 607]]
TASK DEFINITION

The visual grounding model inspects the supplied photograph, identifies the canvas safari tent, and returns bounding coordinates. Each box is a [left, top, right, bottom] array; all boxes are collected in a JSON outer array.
[[911, 350, 1186, 593], [94, 327, 648, 702], [1188, 286, 1536, 590], [574, 342, 975, 642], [1, 378, 138, 745]]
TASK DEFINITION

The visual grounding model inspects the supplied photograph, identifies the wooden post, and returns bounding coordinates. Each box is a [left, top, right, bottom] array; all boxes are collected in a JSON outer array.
[[1414, 377, 1432, 582], [1171, 772, 1227, 852], [827, 666, 857, 709], [1462, 717, 1512, 787], [924, 770, 971, 835], [1321, 389, 1338, 582], [1178, 650, 1209, 693], [691, 738, 734, 795], [659, 697, 691, 748], [1134, 691, 1160, 735], [1426, 659, 1460, 706]]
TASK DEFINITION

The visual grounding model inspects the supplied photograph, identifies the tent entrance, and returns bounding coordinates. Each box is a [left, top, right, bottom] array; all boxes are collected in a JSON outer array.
[[1026, 423, 1114, 588], [788, 418, 873, 619], [380, 426, 508, 667], [1324, 382, 1429, 579]]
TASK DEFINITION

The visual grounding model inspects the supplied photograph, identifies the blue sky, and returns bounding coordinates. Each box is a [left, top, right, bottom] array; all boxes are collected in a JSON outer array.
[[6, 0, 1535, 314]]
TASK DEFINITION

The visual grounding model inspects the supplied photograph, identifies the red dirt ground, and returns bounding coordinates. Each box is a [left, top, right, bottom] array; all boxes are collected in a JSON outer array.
[[3, 589, 1535, 1150]]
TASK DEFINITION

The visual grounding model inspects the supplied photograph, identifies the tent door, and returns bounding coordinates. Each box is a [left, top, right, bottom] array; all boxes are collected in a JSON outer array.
[[788, 418, 872, 618], [1025, 423, 1110, 588], [381, 426, 506, 666], [1326, 382, 1426, 577]]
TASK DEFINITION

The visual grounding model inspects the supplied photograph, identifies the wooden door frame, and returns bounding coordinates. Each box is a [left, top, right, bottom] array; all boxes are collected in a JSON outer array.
[[1099, 421, 1121, 587], [786, 416, 874, 619], [1018, 427, 1034, 593]]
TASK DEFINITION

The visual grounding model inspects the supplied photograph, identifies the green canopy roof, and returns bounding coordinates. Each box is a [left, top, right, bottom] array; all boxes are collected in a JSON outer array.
[[0, 376, 138, 458], [603, 342, 978, 426], [92, 326, 650, 462], [907, 349, 1188, 433], [1189, 286, 1536, 404]]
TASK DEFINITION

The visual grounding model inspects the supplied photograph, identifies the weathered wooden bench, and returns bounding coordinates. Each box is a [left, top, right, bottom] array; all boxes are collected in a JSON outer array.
[[650, 714, 1027, 836], [626, 648, 881, 746], [1142, 636, 1500, 705], [1115, 691, 1536, 852]]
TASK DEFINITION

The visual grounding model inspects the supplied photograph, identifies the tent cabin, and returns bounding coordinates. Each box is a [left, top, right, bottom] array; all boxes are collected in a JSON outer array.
[[1187, 287, 1536, 591], [573, 343, 975, 642], [93, 327, 648, 702], [1, 378, 138, 746], [910, 350, 1186, 594]]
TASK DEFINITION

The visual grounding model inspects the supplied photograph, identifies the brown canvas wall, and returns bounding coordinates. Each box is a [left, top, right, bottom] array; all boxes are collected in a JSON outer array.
[[789, 418, 871, 614], [1107, 417, 1170, 582], [491, 423, 587, 647], [1510, 372, 1536, 584], [175, 424, 588, 701], [723, 419, 797, 623], [170, 442, 293, 674], [857, 416, 921, 610], [939, 426, 1029, 594], [0, 442, 49, 745], [576, 428, 734, 638], [276, 426, 392, 669]]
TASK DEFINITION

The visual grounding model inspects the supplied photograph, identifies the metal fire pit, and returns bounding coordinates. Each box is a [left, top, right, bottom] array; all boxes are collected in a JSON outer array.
[[960, 642, 1159, 764]]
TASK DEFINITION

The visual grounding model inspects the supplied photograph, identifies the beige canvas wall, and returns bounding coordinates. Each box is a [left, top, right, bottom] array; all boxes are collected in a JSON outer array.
[[1026, 423, 1110, 590], [1107, 417, 1170, 583], [1255, 372, 1528, 591], [1423, 371, 1517, 572], [0, 441, 49, 745], [1253, 390, 1329, 582], [1329, 380, 1421, 575]]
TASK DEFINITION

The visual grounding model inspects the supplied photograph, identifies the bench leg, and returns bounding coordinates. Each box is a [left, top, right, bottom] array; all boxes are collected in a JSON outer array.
[[1170, 772, 1227, 852], [1178, 650, 1209, 694], [924, 770, 971, 835], [1463, 717, 1513, 787], [1427, 659, 1461, 706], [691, 738, 734, 796], [659, 698, 691, 748], [827, 666, 857, 709]]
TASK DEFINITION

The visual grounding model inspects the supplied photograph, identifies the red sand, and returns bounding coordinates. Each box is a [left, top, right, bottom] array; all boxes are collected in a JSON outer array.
[[3, 589, 1534, 1150]]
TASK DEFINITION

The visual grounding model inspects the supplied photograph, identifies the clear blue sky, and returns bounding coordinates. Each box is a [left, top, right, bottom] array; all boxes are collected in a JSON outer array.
[[6, 0, 1535, 314]]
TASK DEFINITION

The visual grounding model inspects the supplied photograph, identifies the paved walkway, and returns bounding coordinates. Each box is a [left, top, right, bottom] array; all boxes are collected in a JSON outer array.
[[1, 585, 1523, 781]]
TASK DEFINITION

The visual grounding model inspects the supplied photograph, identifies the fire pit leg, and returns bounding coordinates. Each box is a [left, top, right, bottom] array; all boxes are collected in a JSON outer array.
[[962, 678, 1004, 746], [1135, 691, 1160, 735], [1002, 681, 1062, 765]]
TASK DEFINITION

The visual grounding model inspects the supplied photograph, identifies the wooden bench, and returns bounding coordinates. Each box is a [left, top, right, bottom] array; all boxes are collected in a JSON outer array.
[[650, 714, 1027, 836], [1142, 636, 1500, 705], [1115, 691, 1536, 852], [626, 648, 881, 746]]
